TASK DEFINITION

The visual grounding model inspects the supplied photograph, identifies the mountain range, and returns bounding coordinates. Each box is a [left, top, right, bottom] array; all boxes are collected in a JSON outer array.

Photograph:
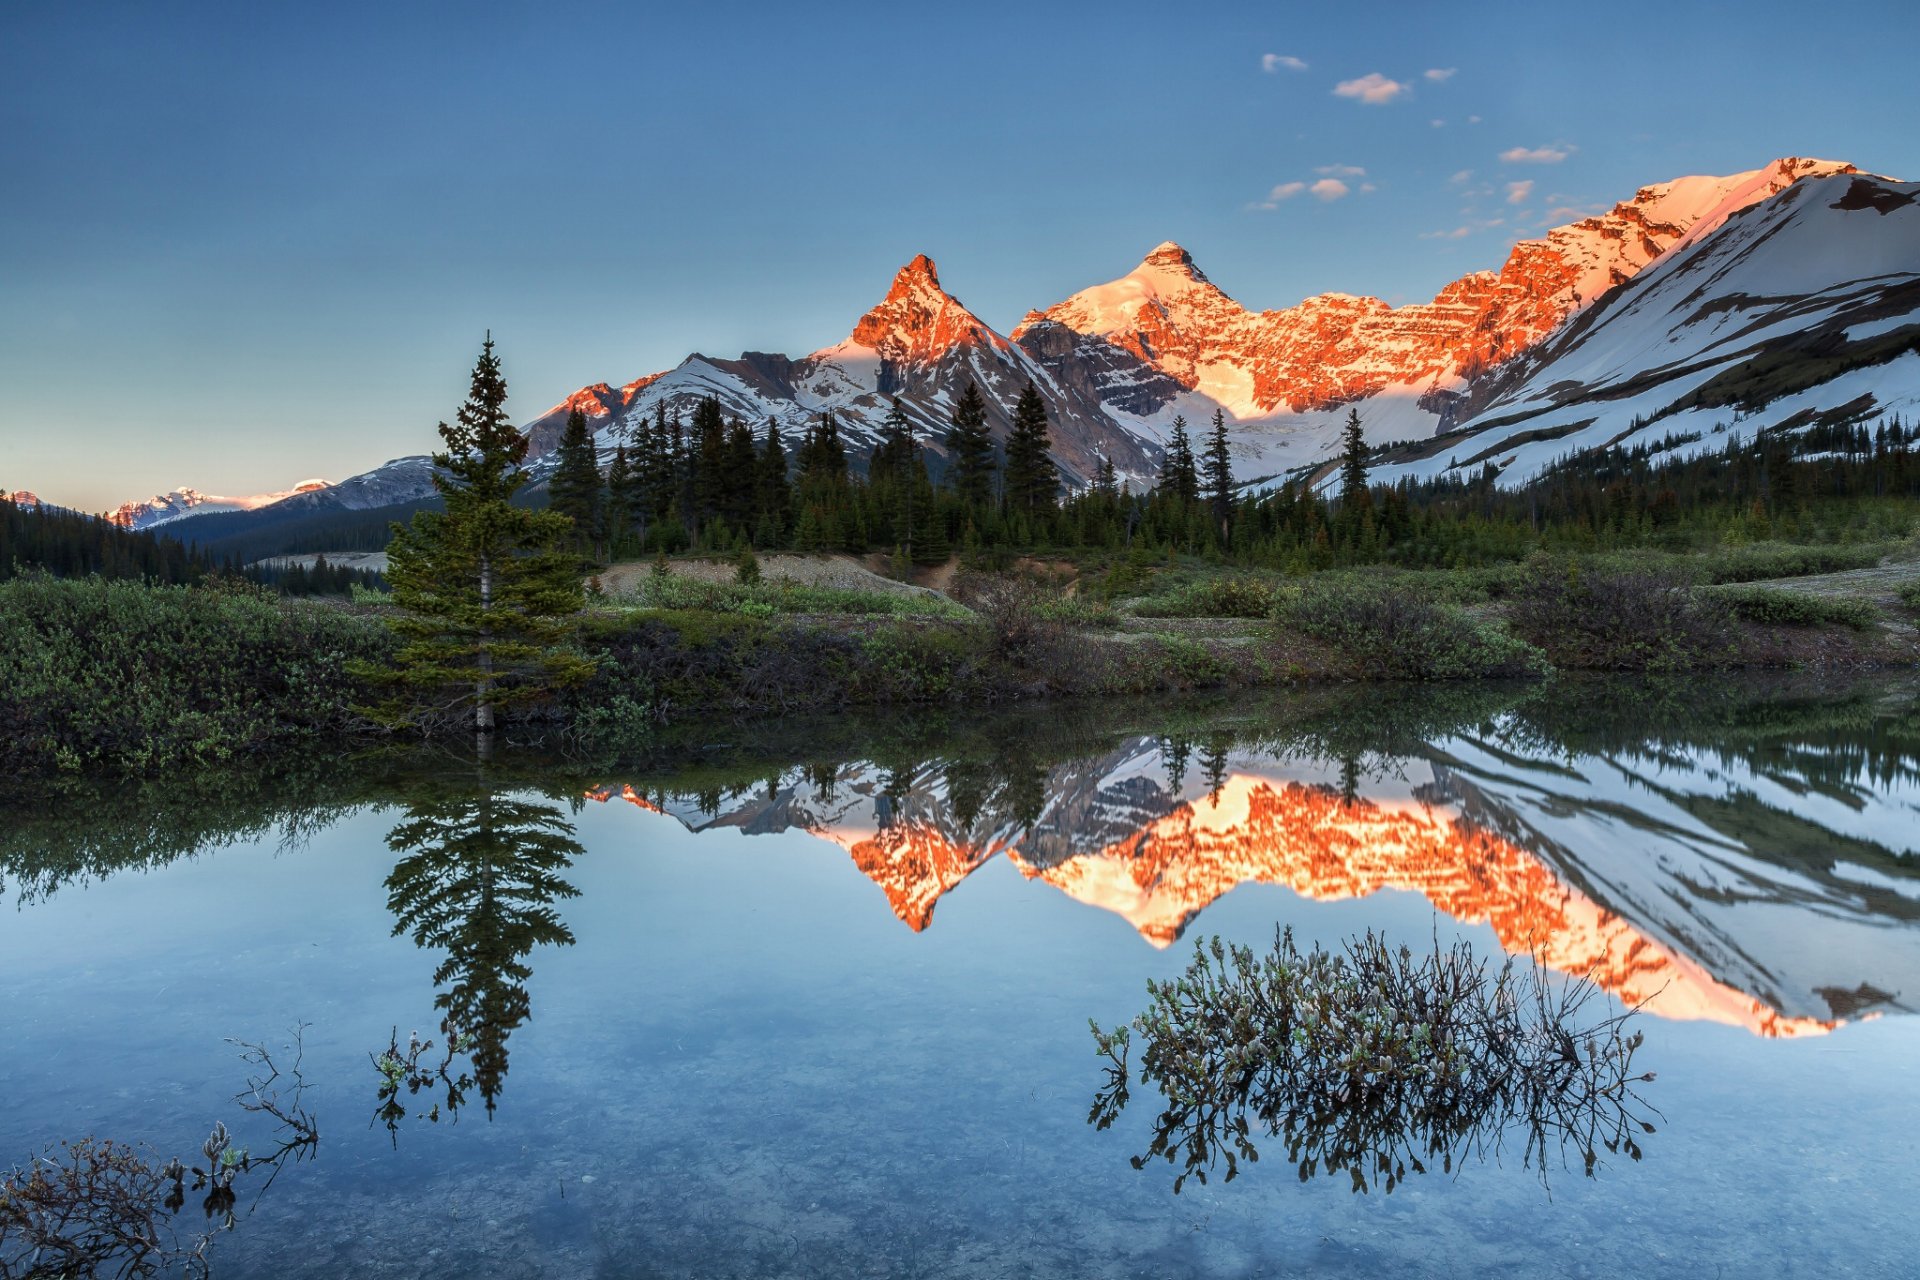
[[58, 155, 1920, 532]]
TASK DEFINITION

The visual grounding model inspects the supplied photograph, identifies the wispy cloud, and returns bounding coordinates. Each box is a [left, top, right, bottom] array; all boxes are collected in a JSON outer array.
[[1253, 181, 1309, 209], [1314, 164, 1366, 178], [1420, 226, 1473, 240], [1500, 144, 1575, 164], [1310, 178, 1351, 201], [1505, 179, 1534, 205], [1423, 67, 1457, 82], [1449, 169, 1474, 184], [1430, 118, 1446, 128], [1261, 53, 1308, 73], [1333, 72, 1409, 105]]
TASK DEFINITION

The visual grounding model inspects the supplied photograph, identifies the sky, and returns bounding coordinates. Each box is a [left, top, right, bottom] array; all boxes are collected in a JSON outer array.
[[4, 0, 1919, 510]]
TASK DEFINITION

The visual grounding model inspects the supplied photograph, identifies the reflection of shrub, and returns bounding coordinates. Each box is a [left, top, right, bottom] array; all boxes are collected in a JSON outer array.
[[1276, 580, 1544, 679], [1090, 928, 1657, 1195], [1717, 587, 1877, 630], [1511, 569, 1735, 671]]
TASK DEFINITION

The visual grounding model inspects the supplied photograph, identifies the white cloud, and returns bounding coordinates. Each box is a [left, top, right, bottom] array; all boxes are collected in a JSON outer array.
[[1359, 182, 1377, 193], [1500, 144, 1574, 164], [1430, 118, 1446, 128], [1505, 179, 1534, 204], [1314, 164, 1366, 177], [1420, 226, 1474, 240], [1332, 72, 1409, 105], [1424, 67, 1457, 82], [1310, 178, 1351, 201], [1262, 53, 1308, 73], [1254, 181, 1309, 209], [1467, 114, 1482, 124], [1449, 169, 1473, 184]]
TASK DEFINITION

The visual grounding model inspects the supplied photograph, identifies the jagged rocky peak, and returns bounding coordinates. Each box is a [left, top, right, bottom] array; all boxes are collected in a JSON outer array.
[[1139, 240, 1208, 279], [848, 252, 996, 359]]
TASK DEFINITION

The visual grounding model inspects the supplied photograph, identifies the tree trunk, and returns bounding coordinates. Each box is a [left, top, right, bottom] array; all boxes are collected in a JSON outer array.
[[476, 551, 495, 738]]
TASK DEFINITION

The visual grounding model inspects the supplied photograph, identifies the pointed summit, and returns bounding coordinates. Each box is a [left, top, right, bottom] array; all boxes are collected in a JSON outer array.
[[848, 253, 1000, 360]]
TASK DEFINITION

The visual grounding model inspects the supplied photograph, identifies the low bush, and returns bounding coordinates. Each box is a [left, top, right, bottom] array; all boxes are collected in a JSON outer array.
[[1898, 582, 1920, 612], [1510, 568, 1736, 671], [1716, 586, 1879, 630], [1702, 542, 1888, 584], [1275, 580, 1545, 680], [0, 573, 393, 773], [1132, 575, 1279, 619]]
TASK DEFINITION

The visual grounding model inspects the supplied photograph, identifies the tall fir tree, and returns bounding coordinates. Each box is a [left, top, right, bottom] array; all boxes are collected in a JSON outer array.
[[1337, 407, 1372, 521], [1001, 381, 1059, 520], [755, 417, 791, 545], [1160, 414, 1201, 507], [604, 443, 638, 553], [945, 380, 997, 511], [546, 408, 603, 558], [1203, 408, 1234, 543], [375, 335, 591, 739]]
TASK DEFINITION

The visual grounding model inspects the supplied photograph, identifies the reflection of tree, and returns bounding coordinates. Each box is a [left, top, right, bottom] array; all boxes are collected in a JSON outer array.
[[383, 786, 583, 1117], [1090, 929, 1658, 1195]]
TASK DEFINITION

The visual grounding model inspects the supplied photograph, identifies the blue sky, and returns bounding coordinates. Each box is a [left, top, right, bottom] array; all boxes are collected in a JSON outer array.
[[4, 0, 1918, 509]]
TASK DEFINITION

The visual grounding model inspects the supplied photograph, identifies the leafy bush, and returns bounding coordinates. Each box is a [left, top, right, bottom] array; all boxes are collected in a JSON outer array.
[[1898, 582, 1920, 612], [1702, 542, 1888, 584], [0, 574, 393, 773], [1132, 575, 1278, 619], [1275, 580, 1545, 680], [1510, 568, 1735, 671], [1716, 586, 1879, 630]]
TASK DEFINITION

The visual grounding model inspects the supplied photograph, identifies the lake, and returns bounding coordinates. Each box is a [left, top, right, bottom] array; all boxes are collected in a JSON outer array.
[[3, 675, 1916, 1277]]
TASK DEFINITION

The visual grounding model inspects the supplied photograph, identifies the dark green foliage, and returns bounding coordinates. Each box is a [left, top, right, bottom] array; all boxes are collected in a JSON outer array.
[[945, 380, 997, 511], [1002, 381, 1060, 520], [374, 336, 591, 734], [1717, 586, 1879, 629], [1132, 575, 1277, 619], [546, 407, 603, 556], [755, 418, 791, 544], [1203, 408, 1234, 539], [0, 573, 392, 773], [1510, 568, 1736, 671], [1277, 580, 1546, 679], [604, 443, 639, 553], [1159, 415, 1200, 508], [1337, 407, 1371, 518], [0, 495, 204, 583]]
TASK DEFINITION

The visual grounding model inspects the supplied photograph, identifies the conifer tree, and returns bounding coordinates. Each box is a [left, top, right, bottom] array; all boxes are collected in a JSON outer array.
[[755, 417, 791, 544], [376, 335, 590, 740], [1203, 408, 1234, 542], [945, 380, 997, 512], [1337, 407, 1372, 520], [1160, 414, 1200, 507], [1002, 381, 1059, 520], [547, 408, 603, 557], [604, 443, 638, 553]]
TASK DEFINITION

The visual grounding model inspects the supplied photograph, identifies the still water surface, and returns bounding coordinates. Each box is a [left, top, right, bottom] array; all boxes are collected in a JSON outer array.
[[3, 676, 1917, 1276]]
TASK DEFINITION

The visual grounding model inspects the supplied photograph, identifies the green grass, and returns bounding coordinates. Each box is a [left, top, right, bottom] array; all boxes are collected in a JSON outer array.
[[612, 573, 970, 619]]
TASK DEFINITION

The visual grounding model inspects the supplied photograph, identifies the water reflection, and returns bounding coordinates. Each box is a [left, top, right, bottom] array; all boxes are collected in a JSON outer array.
[[585, 677, 1920, 1038], [381, 783, 584, 1121]]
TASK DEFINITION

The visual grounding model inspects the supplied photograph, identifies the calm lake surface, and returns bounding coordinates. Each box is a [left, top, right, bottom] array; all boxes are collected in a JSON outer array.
[[3, 676, 1917, 1277]]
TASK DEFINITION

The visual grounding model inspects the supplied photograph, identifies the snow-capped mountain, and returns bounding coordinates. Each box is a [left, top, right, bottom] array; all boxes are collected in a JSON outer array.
[[591, 720, 1920, 1039], [4, 490, 44, 509], [107, 480, 332, 530], [1371, 170, 1920, 489], [515, 254, 1156, 487], [106, 155, 1917, 525]]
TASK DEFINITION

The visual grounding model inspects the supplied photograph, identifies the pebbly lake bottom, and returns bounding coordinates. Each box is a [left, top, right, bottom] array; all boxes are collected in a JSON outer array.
[[2, 674, 1917, 1277]]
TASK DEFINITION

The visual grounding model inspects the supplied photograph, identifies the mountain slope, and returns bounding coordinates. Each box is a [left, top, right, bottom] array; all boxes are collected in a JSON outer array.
[[1372, 171, 1920, 489], [106, 480, 333, 530]]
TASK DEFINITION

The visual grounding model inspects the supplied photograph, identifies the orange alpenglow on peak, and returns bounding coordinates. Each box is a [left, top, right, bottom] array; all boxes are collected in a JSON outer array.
[[848, 253, 1000, 359]]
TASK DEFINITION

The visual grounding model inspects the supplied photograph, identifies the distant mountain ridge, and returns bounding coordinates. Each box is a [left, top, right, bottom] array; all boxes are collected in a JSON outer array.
[[78, 155, 1920, 529]]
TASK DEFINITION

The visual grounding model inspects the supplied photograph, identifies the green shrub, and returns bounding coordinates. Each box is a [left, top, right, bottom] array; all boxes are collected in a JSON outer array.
[[1703, 542, 1888, 584], [1716, 587, 1878, 630], [617, 572, 966, 619], [1275, 580, 1545, 680], [1133, 575, 1278, 618], [0, 574, 393, 773], [1897, 582, 1920, 612], [1510, 568, 1735, 671]]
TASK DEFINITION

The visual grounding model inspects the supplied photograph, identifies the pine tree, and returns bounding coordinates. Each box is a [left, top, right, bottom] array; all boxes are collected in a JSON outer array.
[[1203, 408, 1234, 542], [1337, 407, 1372, 523], [375, 335, 592, 740], [1160, 414, 1200, 507], [604, 444, 638, 553], [1002, 381, 1059, 521], [755, 417, 791, 545], [945, 380, 997, 511], [547, 408, 603, 558]]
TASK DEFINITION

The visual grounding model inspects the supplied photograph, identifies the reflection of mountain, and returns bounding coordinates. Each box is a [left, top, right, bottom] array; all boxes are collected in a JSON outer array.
[[593, 730, 1920, 1039]]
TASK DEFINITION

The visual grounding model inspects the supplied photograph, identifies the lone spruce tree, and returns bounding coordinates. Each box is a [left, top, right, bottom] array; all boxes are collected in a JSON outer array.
[[1160, 414, 1200, 507], [379, 335, 591, 740], [1337, 407, 1372, 516], [1203, 408, 1234, 543], [944, 380, 997, 512]]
